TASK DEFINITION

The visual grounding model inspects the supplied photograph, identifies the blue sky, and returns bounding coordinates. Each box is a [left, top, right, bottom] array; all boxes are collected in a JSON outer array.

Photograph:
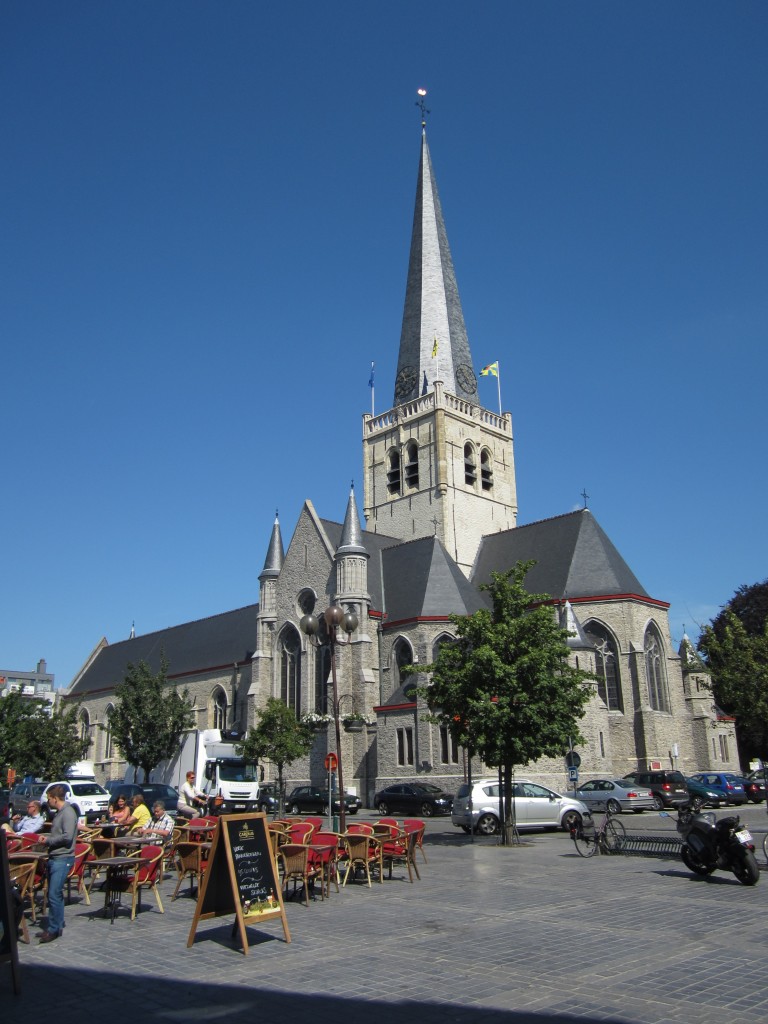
[[3, 2, 767, 689]]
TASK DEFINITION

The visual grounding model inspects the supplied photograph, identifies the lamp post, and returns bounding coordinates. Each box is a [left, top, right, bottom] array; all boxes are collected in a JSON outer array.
[[300, 604, 358, 834]]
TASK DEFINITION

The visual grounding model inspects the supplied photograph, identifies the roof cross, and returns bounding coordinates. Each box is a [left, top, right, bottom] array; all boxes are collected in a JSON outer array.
[[416, 88, 430, 127]]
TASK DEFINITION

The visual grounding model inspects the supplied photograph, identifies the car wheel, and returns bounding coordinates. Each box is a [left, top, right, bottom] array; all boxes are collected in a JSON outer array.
[[420, 802, 434, 817], [606, 799, 621, 815], [475, 813, 499, 836], [652, 794, 664, 810], [561, 809, 582, 832], [291, 803, 300, 815], [377, 802, 389, 815]]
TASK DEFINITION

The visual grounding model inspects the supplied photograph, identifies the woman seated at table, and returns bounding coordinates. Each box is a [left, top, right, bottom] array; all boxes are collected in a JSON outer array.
[[108, 794, 132, 831], [124, 794, 152, 833], [137, 801, 174, 844]]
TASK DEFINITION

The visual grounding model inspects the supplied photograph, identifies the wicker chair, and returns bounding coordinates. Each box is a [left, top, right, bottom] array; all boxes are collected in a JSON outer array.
[[278, 842, 321, 905]]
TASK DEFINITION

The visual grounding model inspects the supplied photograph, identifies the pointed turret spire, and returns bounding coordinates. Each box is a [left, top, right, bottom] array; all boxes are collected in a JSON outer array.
[[393, 128, 478, 406], [260, 511, 284, 578], [336, 484, 367, 557], [560, 600, 593, 650]]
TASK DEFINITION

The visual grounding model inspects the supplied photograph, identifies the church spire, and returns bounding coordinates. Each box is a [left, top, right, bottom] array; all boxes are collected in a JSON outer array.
[[393, 127, 478, 406], [336, 484, 367, 557], [259, 511, 284, 579]]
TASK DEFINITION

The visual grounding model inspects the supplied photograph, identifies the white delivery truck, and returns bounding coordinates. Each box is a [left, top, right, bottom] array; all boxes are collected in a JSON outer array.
[[126, 728, 260, 816]]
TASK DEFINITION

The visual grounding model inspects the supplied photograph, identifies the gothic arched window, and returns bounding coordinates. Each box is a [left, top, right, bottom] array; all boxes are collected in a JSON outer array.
[[280, 625, 302, 713], [80, 709, 91, 752], [644, 624, 670, 712], [392, 637, 414, 690], [212, 688, 228, 730], [464, 443, 477, 486], [404, 441, 419, 488], [314, 644, 331, 714], [584, 621, 623, 712], [480, 448, 493, 491], [104, 704, 114, 759], [387, 449, 401, 494]]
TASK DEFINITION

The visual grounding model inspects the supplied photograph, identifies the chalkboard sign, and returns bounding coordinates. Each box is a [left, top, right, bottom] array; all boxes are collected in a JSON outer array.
[[0, 832, 21, 994], [187, 813, 289, 952]]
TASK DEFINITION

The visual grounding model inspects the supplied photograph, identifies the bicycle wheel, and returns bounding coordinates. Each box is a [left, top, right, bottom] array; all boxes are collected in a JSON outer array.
[[762, 831, 768, 867], [602, 818, 626, 854], [572, 826, 598, 858]]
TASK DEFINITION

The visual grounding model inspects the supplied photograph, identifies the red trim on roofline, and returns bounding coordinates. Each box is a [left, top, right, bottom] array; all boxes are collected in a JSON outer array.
[[373, 702, 417, 713], [535, 594, 671, 610], [383, 616, 451, 630]]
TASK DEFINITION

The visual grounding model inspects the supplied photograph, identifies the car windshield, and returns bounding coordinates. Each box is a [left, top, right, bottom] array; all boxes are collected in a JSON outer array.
[[70, 783, 107, 796], [217, 760, 258, 782], [412, 784, 443, 794]]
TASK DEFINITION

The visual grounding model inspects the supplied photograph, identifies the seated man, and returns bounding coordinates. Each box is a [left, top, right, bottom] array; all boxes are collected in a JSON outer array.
[[2, 799, 46, 835], [124, 794, 151, 833], [138, 801, 174, 844], [177, 771, 208, 820]]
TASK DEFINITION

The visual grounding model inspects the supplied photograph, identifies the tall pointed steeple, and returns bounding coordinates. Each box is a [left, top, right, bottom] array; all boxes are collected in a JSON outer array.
[[260, 512, 284, 578], [336, 484, 367, 557], [393, 129, 478, 406]]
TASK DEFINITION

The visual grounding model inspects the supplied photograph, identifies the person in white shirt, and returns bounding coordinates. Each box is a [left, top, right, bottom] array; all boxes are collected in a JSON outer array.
[[178, 771, 207, 819], [2, 800, 46, 834]]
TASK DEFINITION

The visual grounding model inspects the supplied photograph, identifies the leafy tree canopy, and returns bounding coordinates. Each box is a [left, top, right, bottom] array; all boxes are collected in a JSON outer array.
[[416, 561, 594, 844], [108, 655, 196, 783], [236, 697, 314, 813], [0, 692, 89, 779], [698, 579, 768, 764]]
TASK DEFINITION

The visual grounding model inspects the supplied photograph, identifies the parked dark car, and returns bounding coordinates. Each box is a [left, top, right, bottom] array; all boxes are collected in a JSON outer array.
[[258, 783, 280, 814], [0, 787, 10, 824], [684, 776, 722, 810], [622, 770, 689, 809], [104, 779, 180, 818], [9, 781, 49, 817], [689, 772, 746, 805], [286, 786, 359, 815], [733, 775, 765, 803], [373, 782, 454, 817]]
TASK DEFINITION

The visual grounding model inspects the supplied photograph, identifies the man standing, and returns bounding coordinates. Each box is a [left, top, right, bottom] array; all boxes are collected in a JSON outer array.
[[38, 784, 77, 943]]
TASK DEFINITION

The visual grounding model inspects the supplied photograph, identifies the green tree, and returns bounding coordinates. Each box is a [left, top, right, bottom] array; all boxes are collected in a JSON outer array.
[[235, 698, 314, 814], [417, 562, 594, 845], [0, 692, 89, 779], [108, 656, 196, 782], [698, 579, 768, 765]]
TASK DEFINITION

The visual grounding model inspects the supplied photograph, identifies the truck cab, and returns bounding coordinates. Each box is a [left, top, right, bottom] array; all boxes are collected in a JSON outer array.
[[198, 730, 260, 815]]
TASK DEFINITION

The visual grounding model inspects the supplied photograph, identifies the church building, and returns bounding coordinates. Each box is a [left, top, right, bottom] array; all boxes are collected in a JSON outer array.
[[65, 125, 738, 801]]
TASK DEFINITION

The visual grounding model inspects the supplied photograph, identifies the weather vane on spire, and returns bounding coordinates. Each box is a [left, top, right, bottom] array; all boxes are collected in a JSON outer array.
[[416, 87, 430, 127]]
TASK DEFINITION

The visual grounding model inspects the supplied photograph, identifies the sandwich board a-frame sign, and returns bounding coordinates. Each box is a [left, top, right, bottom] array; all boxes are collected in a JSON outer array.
[[187, 813, 290, 953]]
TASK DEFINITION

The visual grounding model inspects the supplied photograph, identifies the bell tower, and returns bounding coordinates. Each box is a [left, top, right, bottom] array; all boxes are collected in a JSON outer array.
[[363, 126, 517, 575]]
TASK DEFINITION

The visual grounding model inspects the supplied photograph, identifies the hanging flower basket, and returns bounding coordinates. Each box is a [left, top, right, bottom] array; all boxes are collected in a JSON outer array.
[[301, 712, 332, 733], [343, 715, 367, 734]]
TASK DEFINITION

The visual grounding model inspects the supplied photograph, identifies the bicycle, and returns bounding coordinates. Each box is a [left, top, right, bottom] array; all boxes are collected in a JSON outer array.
[[762, 831, 768, 867], [571, 809, 626, 857]]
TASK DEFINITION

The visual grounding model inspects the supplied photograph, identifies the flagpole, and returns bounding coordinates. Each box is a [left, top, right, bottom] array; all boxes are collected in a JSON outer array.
[[496, 362, 502, 417], [369, 360, 375, 418]]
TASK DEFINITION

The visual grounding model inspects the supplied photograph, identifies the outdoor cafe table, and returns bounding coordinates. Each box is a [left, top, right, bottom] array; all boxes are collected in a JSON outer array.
[[96, 855, 142, 922]]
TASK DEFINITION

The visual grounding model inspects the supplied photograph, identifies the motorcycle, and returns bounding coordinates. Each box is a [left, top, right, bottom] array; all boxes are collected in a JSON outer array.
[[672, 805, 759, 886]]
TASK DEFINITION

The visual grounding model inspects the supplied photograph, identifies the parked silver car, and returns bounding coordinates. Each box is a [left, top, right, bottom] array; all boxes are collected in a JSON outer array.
[[565, 778, 655, 814], [452, 778, 588, 835]]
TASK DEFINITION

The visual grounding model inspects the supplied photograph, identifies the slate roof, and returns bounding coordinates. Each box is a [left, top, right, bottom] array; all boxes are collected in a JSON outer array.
[[320, 517, 488, 622], [67, 604, 259, 697], [471, 509, 652, 602]]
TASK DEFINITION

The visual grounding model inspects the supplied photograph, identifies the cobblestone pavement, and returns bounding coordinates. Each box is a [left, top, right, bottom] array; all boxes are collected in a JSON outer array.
[[5, 814, 768, 1024]]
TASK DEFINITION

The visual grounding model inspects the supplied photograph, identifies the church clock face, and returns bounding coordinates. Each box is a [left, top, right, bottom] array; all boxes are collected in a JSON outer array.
[[395, 365, 418, 403], [456, 363, 478, 395]]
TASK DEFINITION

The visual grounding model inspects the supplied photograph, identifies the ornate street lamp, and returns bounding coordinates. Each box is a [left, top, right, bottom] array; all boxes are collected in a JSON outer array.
[[300, 604, 358, 833]]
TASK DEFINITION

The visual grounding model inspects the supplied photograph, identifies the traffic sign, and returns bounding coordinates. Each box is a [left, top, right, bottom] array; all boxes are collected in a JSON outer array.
[[565, 751, 581, 769], [568, 766, 579, 783], [324, 752, 338, 772]]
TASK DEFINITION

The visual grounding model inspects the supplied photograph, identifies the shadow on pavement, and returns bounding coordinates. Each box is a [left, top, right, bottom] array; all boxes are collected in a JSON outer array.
[[5, 965, 634, 1024]]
